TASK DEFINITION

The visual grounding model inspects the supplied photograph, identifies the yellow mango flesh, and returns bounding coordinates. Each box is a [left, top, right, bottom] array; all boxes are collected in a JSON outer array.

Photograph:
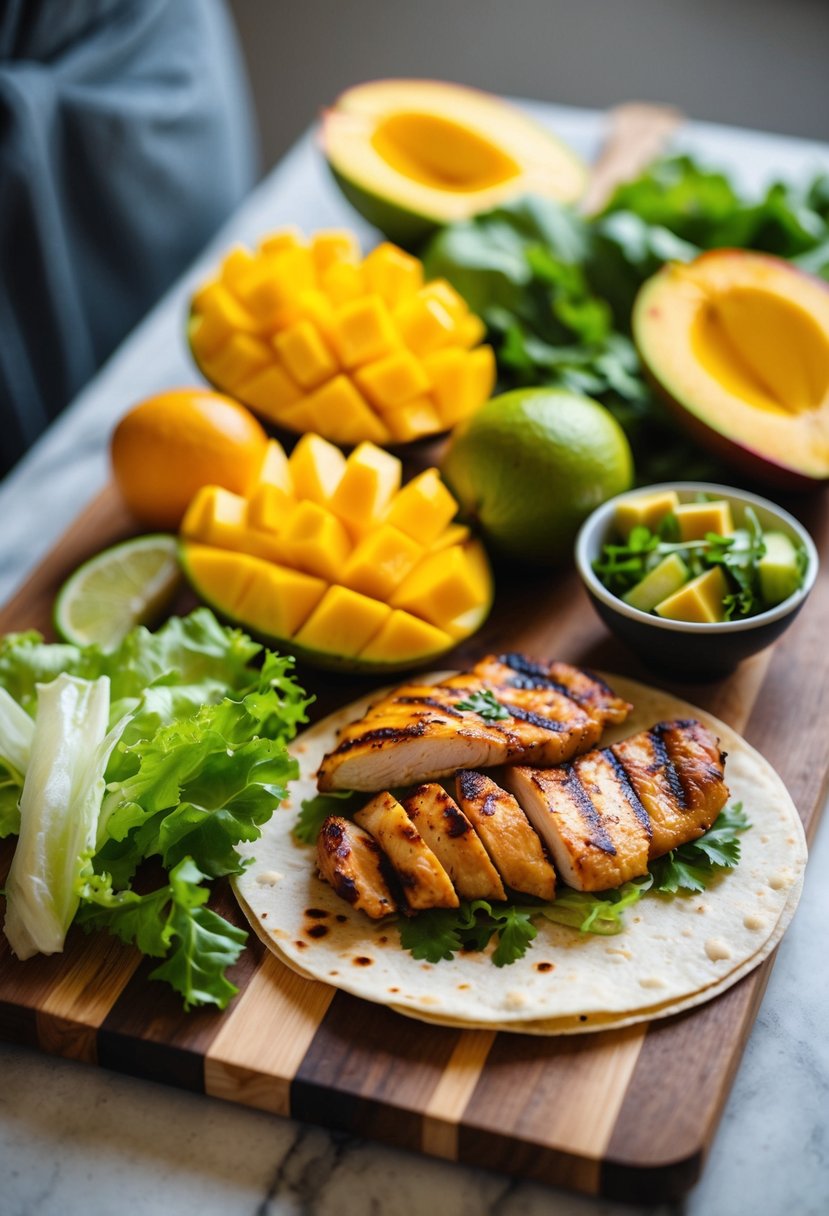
[[179, 436, 493, 670], [288, 433, 346, 504], [614, 490, 680, 539], [655, 566, 728, 623], [329, 442, 401, 531], [674, 500, 734, 541], [189, 228, 494, 445], [633, 250, 829, 486], [180, 486, 284, 563], [360, 610, 452, 663], [385, 467, 457, 544], [294, 586, 392, 657]]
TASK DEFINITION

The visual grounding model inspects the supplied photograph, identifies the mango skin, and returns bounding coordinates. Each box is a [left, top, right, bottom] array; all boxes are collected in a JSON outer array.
[[179, 541, 491, 676]]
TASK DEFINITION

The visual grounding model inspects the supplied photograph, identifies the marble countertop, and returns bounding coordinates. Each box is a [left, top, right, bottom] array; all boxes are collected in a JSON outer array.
[[1, 104, 828, 1216]]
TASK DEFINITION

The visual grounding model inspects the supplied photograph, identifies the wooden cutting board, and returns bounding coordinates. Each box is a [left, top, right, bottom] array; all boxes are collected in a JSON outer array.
[[1, 480, 827, 1204]]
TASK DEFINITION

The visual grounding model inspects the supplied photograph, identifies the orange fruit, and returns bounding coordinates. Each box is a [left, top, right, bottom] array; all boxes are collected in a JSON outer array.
[[111, 388, 268, 528]]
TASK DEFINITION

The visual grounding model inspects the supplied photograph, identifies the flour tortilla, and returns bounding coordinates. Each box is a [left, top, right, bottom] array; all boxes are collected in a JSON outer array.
[[233, 674, 807, 1034]]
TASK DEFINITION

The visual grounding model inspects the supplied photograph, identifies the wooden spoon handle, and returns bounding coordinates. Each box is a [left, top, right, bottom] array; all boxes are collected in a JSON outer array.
[[580, 102, 684, 214]]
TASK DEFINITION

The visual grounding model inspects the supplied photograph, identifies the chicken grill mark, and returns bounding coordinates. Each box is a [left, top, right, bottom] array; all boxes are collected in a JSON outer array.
[[315, 718, 729, 915], [317, 655, 632, 792]]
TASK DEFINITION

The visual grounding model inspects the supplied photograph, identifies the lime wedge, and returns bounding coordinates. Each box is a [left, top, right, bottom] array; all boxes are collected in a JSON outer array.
[[55, 534, 183, 649]]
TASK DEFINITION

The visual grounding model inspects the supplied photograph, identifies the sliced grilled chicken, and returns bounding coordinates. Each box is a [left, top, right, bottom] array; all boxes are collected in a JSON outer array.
[[473, 655, 631, 726], [316, 816, 396, 920], [504, 719, 728, 891], [354, 791, 459, 913], [402, 784, 506, 902], [504, 755, 650, 892], [317, 655, 632, 791], [455, 770, 556, 901], [612, 719, 729, 858]]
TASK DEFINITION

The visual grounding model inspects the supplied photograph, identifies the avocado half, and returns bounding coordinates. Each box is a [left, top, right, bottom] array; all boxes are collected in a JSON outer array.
[[633, 249, 829, 490], [322, 79, 587, 246]]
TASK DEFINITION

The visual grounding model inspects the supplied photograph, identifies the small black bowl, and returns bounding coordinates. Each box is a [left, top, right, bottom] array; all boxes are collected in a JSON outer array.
[[574, 482, 819, 680]]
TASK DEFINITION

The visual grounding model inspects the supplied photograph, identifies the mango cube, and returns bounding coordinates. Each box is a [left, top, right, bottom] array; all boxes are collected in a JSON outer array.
[[201, 332, 273, 392], [288, 433, 346, 504], [183, 544, 259, 614], [237, 247, 315, 321], [614, 491, 680, 539], [294, 586, 391, 657], [235, 363, 302, 422], [189, 287, 259, 361], [256, 439, 293, 493], [453, 313, 487, 348], [235, 561, 327, 638], [362, 243, 423, 305], [321, 260, 364, 305], [273, 319, 338, 389], [353, 349, 430, 411], [276, 501, 352, 582], [247, 482, 294, 534], [258, 227, 303, 256], [295, 289, 337, 345], [431, 522, 471, 551], [359, 610, 452, 664], [311, 229, 360, 273], [674, 500, 734, 541], [343, 525, 423, 600], [332, 296, 399, 368], [390, 545, 486, 626], [329, 443, 402, 531], [394, 293, 455, 356], [655, 566, 728, 622], [304, 375, 391, 446], [424, 345, 496, 425], [384, 396, 443, 443], [385, 468, 457, 545], [220, 245, 257, 291], [180, 486, 284, 563], [419, 279, 467, 320]]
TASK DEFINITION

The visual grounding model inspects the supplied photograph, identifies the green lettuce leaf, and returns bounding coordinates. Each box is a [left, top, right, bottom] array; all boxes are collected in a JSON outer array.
[[0, 609, 308, 1008], [76, 857, 247, 1010], [95, 689, 301, 884]]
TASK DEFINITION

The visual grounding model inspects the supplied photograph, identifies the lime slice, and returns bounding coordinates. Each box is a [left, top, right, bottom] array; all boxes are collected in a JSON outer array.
[[55, 534, 183, 649]]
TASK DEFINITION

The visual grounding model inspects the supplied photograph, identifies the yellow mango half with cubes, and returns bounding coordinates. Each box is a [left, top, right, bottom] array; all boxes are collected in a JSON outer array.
[[188, 229, 495, 446], [179, 436, 493, 671]]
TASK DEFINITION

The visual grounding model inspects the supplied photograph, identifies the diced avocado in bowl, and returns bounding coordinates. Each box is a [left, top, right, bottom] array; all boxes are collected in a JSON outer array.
[[574, 482, 819, 678]]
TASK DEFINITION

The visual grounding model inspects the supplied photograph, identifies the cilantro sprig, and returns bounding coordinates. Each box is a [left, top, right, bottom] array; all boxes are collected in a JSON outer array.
[[455, 689, 511, 721], [399, 900, 538, 967], [649, 802, 750, 894]]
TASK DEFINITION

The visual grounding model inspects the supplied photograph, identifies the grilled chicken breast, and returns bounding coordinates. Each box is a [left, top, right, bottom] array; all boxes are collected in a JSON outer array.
[[504, 719, 728, 891], [316, 816, 396, 919], [611, 719, 729, 858], [455, 770, 556, 901], [402, 784, 506, 901], [354, 791, 459, 912], [317, 655, 632, 792]]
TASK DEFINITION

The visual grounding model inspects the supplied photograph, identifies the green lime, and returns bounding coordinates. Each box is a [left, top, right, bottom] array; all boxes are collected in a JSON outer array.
[[441, 388, 634, 566], [54, 534, 182, 649]]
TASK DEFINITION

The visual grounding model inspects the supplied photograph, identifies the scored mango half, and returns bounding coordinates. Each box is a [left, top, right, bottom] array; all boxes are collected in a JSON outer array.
[[188, 229, 496, 447], [179, 435, 493, 671]]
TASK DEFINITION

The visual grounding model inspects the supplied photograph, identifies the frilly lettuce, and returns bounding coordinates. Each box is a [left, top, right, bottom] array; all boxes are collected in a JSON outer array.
[[0, 609, 309, 1009]]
